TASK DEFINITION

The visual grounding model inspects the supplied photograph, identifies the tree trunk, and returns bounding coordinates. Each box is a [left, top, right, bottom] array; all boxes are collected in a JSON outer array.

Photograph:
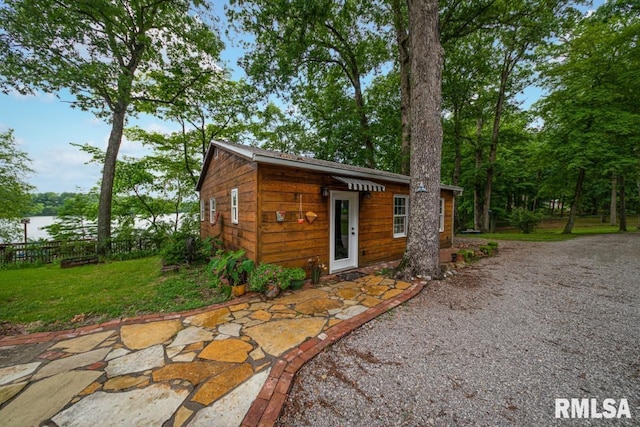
[[609, 174, 617, 226], [402, 0, 442, 279], [618, 175, 626, 232], [97, 107, 127, 255], [562, 168, 585, 234], [352, 78, 375, 168], [473, 118, 484, 230], [391, 0, 411, 175], [482, 53, 510, 232]]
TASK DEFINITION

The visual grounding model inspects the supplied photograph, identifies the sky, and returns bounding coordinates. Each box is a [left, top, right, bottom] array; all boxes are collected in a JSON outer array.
[[0, 1, 600, 195]]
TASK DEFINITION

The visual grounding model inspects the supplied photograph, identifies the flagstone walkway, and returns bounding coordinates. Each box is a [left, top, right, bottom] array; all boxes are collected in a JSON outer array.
[[0, 267, 426, 427]]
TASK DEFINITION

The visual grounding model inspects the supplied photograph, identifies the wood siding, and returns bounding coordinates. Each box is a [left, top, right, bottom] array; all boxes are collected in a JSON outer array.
[[200, 148, 457, 272], [257, 165, 329, 270], [199, 148, 258, 260]]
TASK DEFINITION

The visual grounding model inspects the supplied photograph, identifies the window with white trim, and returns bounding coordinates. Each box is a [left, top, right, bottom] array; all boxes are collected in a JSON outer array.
[[209, 197, 216, 224], [393, 195, 409, 238], [200, 199, 205, 221], [231, 188, 239, 224], [439, 198, 445, 232]]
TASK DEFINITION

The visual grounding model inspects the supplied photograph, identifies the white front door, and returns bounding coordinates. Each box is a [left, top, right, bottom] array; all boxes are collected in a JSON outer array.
[[330, 191, 359, 273]]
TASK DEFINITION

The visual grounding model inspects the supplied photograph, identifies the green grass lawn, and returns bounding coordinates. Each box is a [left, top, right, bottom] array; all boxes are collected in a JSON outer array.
[[0, 257, 227, 333], [460, 216, 639, 242]]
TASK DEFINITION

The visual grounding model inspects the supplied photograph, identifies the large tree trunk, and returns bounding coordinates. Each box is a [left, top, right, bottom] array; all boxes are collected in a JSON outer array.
[[97, 107, 127, 255], [610, 174, 617, 226], [391, 0, 411, 175], [402, 0, 443, 279], [618, 175, 626, 232], [562, 168, 585, 234]]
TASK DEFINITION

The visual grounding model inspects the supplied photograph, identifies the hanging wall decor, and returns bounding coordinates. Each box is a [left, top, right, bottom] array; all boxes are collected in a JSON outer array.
[[305, 211, 318, 224], [298, 194, 305, 224], [276, 211, 286, 222]]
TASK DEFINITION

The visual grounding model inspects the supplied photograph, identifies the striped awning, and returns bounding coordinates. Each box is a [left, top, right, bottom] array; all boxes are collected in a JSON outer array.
[[332, 176, 386, 192]]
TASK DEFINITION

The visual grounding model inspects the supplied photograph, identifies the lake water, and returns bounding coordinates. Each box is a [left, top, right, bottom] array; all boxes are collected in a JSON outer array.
[[6, 214, 186, 243], [25, 216, 56, 240]]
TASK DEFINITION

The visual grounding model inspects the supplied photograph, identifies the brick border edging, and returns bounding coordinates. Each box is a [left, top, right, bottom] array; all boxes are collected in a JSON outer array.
[[241, 280, 426, 427], [0, 291, 262, 347]]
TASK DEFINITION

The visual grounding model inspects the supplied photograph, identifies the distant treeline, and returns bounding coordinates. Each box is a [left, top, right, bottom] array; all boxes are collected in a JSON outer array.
[[28, 192, 91, 216]]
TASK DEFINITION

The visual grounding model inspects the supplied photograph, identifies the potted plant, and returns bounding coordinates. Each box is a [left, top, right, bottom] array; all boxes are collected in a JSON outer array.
[[287, 267, 307, 289], [209, 249, 255, 297], [307, 256, 325, 284]]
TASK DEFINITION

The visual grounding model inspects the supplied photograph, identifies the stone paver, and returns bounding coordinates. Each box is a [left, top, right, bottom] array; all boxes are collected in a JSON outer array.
[[0, 261, 432, 427]]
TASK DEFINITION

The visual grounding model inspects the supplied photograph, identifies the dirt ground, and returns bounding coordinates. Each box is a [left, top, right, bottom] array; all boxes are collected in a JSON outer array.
[[278, 234, 640, 426]]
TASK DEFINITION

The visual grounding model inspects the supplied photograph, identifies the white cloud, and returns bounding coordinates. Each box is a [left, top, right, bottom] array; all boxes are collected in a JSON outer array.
[[30, 144, 100, 193]]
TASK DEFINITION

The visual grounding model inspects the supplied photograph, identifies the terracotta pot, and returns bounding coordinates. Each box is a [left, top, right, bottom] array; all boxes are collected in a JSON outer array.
[[233, 284, 246, 297]]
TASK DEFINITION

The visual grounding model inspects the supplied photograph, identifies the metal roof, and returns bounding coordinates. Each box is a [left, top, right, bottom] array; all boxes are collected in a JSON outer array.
[[196, 140, 463, 194]]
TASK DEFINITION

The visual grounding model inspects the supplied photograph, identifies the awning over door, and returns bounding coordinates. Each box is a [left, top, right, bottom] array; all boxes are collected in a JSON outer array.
[[332, 176, 386, 192]]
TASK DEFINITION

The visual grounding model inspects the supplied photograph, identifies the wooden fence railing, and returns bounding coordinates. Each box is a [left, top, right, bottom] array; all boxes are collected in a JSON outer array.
[[0, 237, 161, 266]]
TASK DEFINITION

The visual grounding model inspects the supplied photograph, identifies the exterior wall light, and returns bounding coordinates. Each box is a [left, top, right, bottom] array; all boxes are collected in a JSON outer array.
[[321, 187, 329, 197], [415, 182, 427, 193]]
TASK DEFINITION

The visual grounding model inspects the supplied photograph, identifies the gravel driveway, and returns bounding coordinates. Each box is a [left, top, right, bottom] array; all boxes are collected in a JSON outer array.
[[277, 234, 640, 426]]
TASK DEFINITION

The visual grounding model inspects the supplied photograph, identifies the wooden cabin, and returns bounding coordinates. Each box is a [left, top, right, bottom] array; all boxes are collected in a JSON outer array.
[[196, 141, 462, 274]]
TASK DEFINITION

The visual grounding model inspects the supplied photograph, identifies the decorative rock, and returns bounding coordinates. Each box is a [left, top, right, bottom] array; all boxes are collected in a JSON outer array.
[[166, 346, 184, 359], [199, 339, 253, 363], [249, 302, 272, 311], [51, 383, 189, 427], [49, 331, 114, 354], [184, 342, 204, 352], [105, 345, 165, 378], [229, 303, 249, 312], [364, 275, 385, 286], [295, 298, 342, 316], [192, 363, 254, 405], [33, 348, 110, 380], [250, 310, 272, 321], [185, 308, 231, 328], [336, 288, 360, 299], [169, 326, 214, 348], [152, 361, 232, 385], [244, 318, 326, 357], [106, 348, 130, 361], [103, 375, 149, 391], [78, 382, 102, 396], [381, 288, 403, 300], [174, 406, 193, 427], [334, 281, 360, 289], [173, 353, 196, 362], [232, 310, 250, 320], [214, 333, 230, 341], [336, 305, 369, 320], [275, 289, 328, 306], [360, 296, 383, 307], [395, 280, 412, 289], [0, 362, 41, 386], [188, 369, 269, 427], [249, 347, 265, 361], [362, 285, 389, 296], [0, 382, 27, 405], [218, 323, 242, 337], [120, 320, 182, 350], [0, 370, 101, 427]]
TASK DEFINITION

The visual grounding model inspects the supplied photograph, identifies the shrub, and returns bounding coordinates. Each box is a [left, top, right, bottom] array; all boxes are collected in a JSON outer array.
[[209, 249, 254, 287], [249, 263, 290, 292], [509, 208, 544, 234]]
